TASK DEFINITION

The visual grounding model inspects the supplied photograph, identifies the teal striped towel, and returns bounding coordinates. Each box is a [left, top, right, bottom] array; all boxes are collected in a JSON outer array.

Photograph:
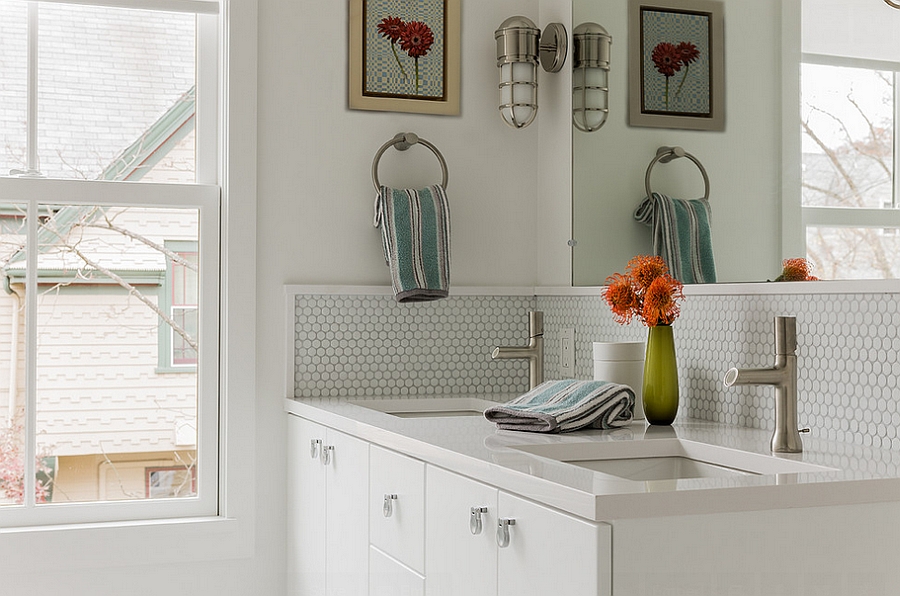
[[484, 380, 634, 433], [375, 185, 451, 302], [634, 192, 716, 284]]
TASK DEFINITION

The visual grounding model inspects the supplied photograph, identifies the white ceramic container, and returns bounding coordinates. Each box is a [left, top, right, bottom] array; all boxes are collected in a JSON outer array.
[[593, 341, 646, 421]]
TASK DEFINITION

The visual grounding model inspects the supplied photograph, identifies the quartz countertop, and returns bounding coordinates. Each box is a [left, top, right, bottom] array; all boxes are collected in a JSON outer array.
[[284, 396, 900, 521]]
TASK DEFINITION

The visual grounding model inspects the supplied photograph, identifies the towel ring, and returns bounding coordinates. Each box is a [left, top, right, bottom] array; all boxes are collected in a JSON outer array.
[[371, 132, 449, 192], [644, 146, 710, 201]]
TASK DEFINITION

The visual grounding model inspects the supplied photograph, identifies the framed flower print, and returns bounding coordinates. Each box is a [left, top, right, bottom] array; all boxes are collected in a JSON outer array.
[[628, 0, 724, 130], [349, 0, 460, 115]]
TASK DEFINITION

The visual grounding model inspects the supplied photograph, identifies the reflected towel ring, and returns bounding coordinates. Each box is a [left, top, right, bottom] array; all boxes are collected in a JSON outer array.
[[644, 146, 710, 201], [371, 132, 449, 192]]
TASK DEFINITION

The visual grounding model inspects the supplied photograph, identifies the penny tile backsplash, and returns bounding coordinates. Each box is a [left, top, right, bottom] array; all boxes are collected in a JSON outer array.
[[291, 288, 900, 450]]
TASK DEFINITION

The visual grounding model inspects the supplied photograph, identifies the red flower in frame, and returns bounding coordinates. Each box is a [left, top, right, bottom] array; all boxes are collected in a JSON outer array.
[[675, 42, 700, 65], [651, 42, 682, 77], [399, 21, 435, 58], [377, 16, 406, 42]]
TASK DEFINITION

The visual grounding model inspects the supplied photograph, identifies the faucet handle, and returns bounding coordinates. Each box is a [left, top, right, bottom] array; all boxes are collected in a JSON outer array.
[[774, 316, 797, 355]]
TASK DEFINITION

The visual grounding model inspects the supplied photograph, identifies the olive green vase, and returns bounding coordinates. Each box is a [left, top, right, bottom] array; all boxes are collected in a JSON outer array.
[[642, 324, 679, 425]]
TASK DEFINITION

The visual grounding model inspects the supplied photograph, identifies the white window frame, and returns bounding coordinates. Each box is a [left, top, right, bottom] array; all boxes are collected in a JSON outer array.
[[0, 0, 256, 565], [0, 179, 219, 526], [783, 0, 900, 263], [799, 53, 900, 236]]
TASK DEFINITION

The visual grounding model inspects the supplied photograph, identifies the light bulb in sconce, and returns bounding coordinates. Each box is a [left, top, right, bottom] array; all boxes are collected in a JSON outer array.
[[494, 16, 567, 129], [572, 22, 612, 133]]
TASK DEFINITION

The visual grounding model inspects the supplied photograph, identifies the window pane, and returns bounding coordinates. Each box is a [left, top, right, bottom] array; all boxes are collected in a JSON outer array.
[[801, 63, 894, 209], [33, 205, 199, 503], [0, 1, 27, 177], [37, 3, 196, 181], [0, 203, 28, 505], [807, 225, 900, 279]]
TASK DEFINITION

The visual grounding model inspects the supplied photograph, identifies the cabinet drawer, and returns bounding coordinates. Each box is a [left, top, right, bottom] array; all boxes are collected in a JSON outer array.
[[370, 445, 426, 573]]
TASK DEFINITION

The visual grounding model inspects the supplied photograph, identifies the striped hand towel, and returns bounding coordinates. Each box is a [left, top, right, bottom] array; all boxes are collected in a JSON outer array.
[[484, 379, 634, 433], [634, 192, 717, 284], [375, 185, 451, 302]]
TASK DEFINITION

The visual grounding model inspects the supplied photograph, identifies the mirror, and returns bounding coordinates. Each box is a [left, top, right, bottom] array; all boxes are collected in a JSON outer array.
[[572, 0, 900, 285]]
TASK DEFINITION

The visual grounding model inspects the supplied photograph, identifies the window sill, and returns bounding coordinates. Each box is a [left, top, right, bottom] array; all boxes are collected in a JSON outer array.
[[0, 515, 248, 571]]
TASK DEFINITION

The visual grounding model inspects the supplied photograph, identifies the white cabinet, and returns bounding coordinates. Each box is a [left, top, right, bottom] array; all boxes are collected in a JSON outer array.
[[425, 466, 611, 596], [369, 445, 426, 574], [287, 414, 369, 596], [497, 491, 611, 596], [370, 545, 425, 596]]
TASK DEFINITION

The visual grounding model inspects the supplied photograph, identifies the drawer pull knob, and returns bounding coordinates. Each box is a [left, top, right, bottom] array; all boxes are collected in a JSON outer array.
[[320, 445, 334, 466], [309, 438, 322, 459], [497, 518, 516, 548], [470, 507, 488, 535], [383, 493, 398, 518]]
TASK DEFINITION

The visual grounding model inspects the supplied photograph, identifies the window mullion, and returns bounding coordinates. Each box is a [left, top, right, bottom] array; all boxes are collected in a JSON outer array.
[[894, 71, 900, 209], [23, 200, 38, 508], [25, 2, 40, 177]]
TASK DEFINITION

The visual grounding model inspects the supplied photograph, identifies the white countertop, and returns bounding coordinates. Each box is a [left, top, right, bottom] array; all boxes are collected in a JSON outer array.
[[284, 396, 900, 521]]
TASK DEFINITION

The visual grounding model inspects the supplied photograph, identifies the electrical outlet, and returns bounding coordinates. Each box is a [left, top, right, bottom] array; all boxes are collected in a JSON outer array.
[[560, 327, 575, 376]]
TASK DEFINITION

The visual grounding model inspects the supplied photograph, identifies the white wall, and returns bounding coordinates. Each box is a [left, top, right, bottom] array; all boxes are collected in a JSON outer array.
[[256, 0, 569, 594], [572, 0, 784, 285]]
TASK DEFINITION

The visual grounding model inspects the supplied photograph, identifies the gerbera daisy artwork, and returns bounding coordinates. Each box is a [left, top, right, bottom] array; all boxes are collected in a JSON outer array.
[[362, 1, 445, 99], [630, 1, 723, 129]]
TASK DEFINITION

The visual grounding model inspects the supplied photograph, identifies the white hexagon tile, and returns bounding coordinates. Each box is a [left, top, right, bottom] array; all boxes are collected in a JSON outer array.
[[292, 289, 900, 450]]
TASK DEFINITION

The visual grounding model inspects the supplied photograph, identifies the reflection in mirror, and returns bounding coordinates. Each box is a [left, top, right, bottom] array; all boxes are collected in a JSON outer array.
[[572, 0, 900, 285]]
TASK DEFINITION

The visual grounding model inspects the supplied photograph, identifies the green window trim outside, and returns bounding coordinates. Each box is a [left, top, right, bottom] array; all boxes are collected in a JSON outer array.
[[158, 239, 198, 373]]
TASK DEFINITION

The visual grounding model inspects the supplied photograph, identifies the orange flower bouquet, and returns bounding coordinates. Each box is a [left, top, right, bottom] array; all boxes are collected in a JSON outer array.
[[602, 255, 684, 327], [602, 255, 684, 425], [773, 258, 818, 282]]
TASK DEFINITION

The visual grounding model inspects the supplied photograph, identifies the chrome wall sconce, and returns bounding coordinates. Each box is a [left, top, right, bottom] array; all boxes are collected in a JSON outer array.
[[572, 22, 612, 133], [494, 16, 568, 129]]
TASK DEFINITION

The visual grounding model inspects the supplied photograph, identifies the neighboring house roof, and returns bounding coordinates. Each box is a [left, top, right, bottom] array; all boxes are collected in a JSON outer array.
[[3, 87, 197, 280]]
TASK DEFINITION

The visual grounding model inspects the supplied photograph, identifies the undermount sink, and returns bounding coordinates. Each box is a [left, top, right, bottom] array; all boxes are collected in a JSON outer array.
[[510, 438, 836, 481], [350, 397, 498, 418]]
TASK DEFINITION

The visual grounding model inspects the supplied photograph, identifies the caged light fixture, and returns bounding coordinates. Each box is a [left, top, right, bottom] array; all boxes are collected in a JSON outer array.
[[494, 16, 567, 129], [572, 22, 612, 133]]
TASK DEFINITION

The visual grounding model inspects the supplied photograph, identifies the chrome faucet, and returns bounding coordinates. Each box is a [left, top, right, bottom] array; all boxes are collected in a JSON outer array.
[[723, 316, 804, 453], [492, 311, 544, 390]]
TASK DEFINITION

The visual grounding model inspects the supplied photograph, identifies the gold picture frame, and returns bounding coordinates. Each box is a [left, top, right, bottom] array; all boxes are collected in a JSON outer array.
[[349, 0, 460, 115]]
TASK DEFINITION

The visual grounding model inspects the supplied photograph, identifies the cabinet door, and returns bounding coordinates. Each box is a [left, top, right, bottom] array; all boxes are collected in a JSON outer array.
[[497, 492, 611, 596], [425, 466, 498, 596], [369, 445, 426, 574], [287, 415, 327, 596], [325, 428, 370, 596], [370, 546, 425, 596]]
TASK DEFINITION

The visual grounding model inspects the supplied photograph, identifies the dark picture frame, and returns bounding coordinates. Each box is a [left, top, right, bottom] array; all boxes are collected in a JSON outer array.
[[628, 0, 724, 130], [349, 0, 460, 115]]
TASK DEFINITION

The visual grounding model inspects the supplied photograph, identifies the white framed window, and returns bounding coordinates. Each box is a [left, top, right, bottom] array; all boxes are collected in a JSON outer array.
[[791, 0, 900, 280], [0, 0, 221, 527]]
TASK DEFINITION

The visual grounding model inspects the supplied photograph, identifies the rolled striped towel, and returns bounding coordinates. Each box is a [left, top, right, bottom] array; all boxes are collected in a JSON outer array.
[[634, 192, 716, 284], [484, 379, 635, 433], [375, 184, 451, 302]]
